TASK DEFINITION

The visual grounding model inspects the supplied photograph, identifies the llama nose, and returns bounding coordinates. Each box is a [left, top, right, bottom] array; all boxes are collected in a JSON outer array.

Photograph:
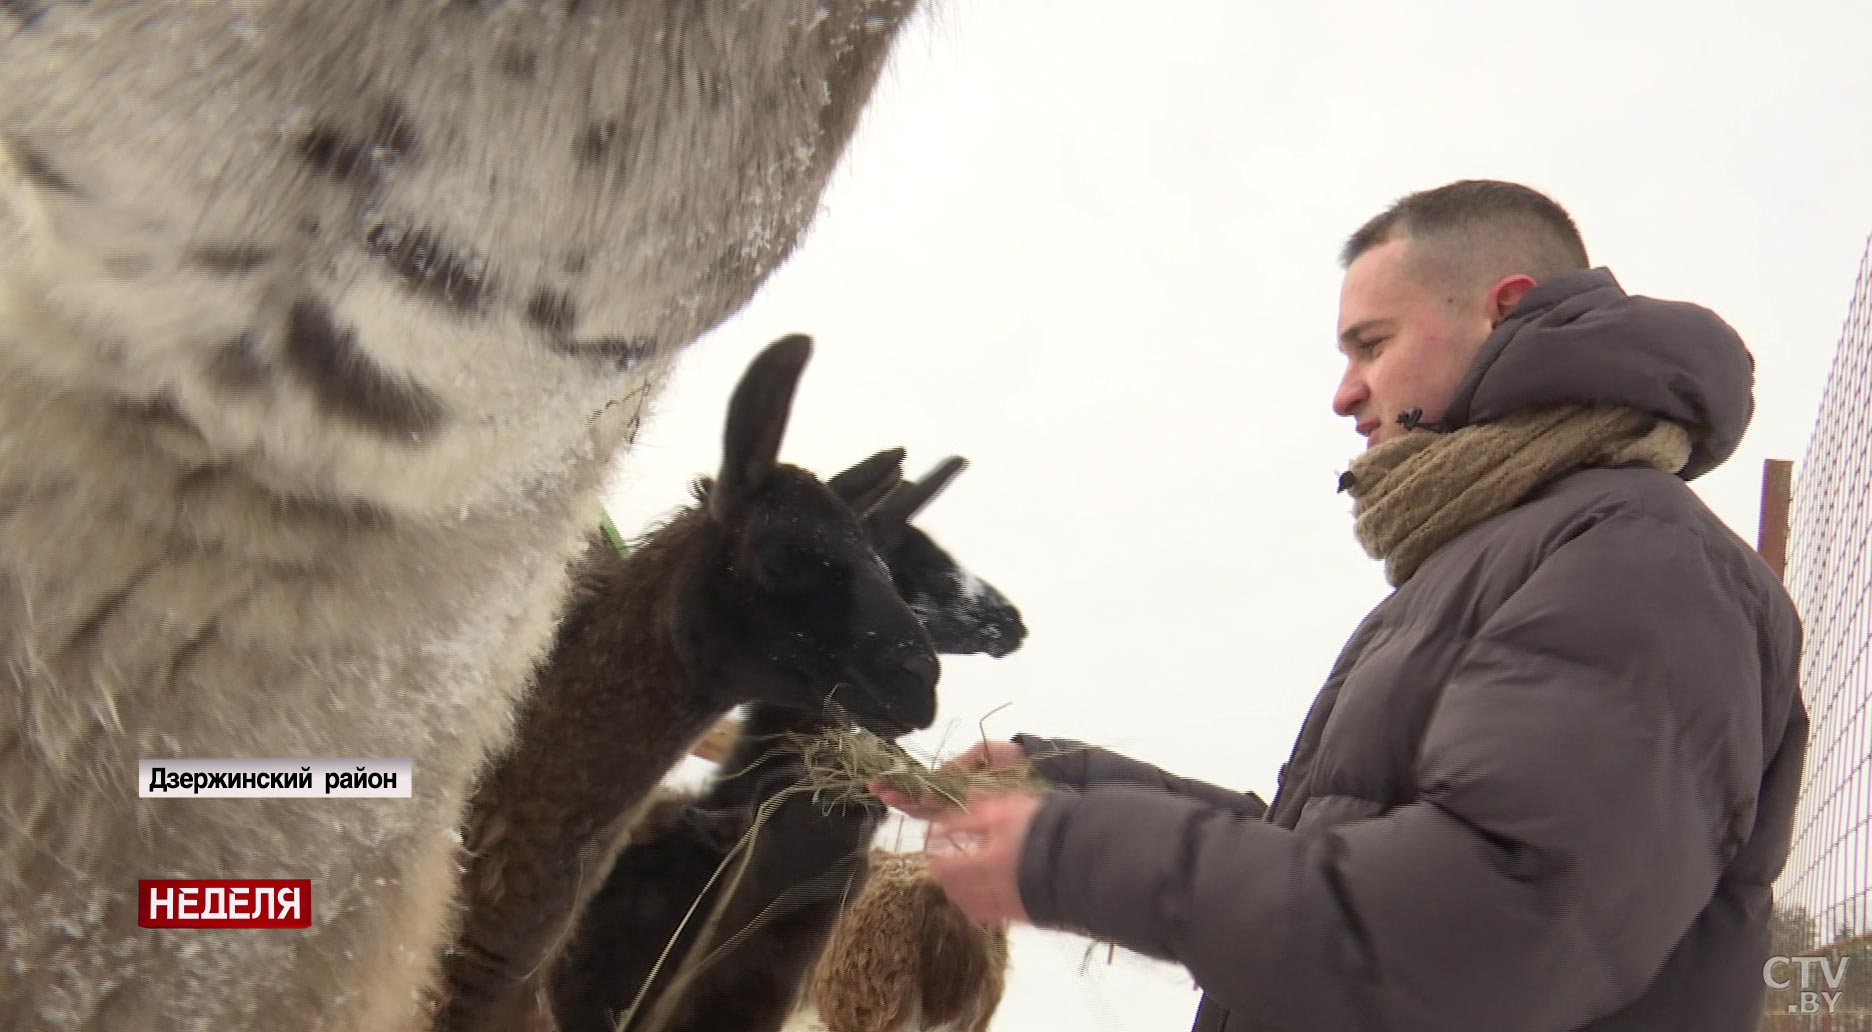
[[897, 647, 938, 692]]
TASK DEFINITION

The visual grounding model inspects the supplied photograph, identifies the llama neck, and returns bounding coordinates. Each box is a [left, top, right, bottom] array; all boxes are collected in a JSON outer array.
[[488, 530, 729, 844], [0, 363, 609, 1032], [444, 521, 732, 1009]]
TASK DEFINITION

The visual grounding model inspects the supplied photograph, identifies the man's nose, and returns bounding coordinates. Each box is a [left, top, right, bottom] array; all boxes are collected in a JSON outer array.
[[1332, 370, 1367, 418]]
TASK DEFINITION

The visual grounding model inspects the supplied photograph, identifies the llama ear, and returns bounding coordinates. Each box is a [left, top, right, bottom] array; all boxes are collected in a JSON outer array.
[[867, 456, 966, 546], [711, 335, 812, 522], [828, 448, 907, 516]]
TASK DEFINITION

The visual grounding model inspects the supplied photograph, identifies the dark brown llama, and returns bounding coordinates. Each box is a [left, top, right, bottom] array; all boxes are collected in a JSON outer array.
[[437, 335, 940, 1032], [548, 458, 1030, 1032]]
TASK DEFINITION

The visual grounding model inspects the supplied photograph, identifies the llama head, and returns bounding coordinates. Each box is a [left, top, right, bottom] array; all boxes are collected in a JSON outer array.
[[680, 334, 938, 736], [859, 457, 1029, 659]]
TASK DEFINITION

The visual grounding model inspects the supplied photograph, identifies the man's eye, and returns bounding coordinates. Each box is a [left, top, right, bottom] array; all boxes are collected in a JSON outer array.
[[1361, 337, 1388, 353]]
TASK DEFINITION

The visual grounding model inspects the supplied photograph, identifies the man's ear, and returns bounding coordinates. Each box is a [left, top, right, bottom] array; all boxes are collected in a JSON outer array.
[[1488, 274, 1539, 326]]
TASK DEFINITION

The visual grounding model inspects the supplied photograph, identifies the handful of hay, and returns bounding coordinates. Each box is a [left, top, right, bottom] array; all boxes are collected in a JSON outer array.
[[789, 722, 1052, 814]]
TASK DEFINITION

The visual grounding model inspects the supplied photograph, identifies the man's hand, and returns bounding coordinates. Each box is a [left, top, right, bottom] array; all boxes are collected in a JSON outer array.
[[943, 739, 1032, 773], [921, 791, 1044, 925], [868, 742, 1046, 923], [867, 739, 1031, 821]]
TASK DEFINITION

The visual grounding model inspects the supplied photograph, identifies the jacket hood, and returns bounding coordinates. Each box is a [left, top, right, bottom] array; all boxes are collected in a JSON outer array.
[[1439, 267, 1756, 481]]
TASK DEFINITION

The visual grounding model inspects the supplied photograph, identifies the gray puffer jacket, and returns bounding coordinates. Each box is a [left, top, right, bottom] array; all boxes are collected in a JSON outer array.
[[1012, 267, 1808, 1032]]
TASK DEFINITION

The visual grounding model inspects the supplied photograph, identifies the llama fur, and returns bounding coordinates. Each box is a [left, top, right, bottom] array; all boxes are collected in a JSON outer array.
[[810, 851, 1011, 1032], [0, 3, 925, 1029]]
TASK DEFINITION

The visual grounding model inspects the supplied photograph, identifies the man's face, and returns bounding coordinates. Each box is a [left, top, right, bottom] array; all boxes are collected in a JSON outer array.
[[1333, 239, 1496, 450]]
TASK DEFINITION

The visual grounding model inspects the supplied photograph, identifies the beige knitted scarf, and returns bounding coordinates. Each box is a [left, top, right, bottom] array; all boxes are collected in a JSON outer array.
[[1341, 404, 1693, 587]]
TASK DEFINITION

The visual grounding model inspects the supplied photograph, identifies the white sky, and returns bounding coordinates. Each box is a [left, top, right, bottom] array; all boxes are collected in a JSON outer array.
[[605, 3, 1872, 1029]]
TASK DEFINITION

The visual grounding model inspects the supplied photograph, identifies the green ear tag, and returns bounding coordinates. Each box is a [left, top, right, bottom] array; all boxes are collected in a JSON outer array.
[[599, 508, 629, 557]]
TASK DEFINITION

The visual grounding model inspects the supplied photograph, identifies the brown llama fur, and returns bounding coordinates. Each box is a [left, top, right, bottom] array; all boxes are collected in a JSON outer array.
[[0, 4, 926, 1030], [438, 530, 723, 1032], [810, 851, 1011, 1032]]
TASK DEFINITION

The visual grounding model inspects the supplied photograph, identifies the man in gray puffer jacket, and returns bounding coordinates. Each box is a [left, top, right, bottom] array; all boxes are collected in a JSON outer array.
[[874, 179, 1809, 1031]]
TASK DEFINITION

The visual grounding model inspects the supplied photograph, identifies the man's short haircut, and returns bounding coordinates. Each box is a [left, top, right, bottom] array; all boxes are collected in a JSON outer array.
[[1340, 180, 1590, 298]]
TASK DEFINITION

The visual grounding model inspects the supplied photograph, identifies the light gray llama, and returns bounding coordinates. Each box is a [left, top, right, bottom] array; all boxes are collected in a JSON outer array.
[[0, 3, 925, 1030]]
